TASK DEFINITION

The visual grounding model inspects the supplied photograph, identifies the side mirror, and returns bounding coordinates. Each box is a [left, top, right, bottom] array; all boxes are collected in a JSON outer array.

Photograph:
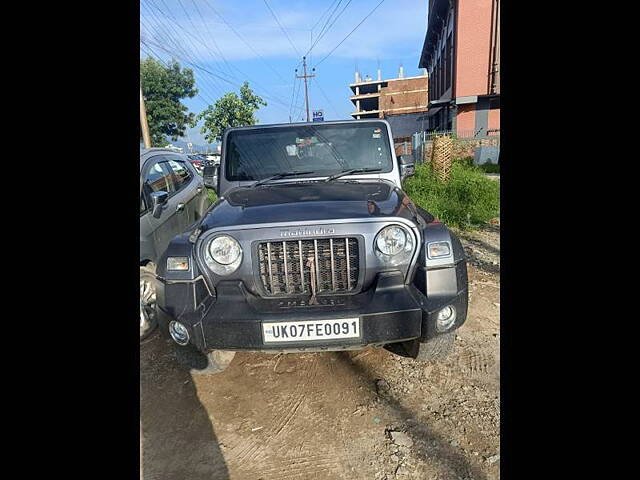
[[151, 191, 169, 218], [399, 155, 415, 182], [203, 164, 219, 194]]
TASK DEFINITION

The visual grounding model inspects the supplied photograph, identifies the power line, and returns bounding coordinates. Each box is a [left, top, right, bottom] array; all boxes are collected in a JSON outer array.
[[295, 56, 315, 122], [305, 0, 352, 57], [140, 41, 216, 108], [140, 15, 224, 101], [311, 76, 341, 120], [141, 36, 291, 111], [201, 0, 289, 84], [288, 75, 298, 120], [141, 0, 228, 98], [142, 0, 292, 109], [314, 0, 387, 68], [291, 74, 304, 116], [262, 0, 301, 57], [186, 0, 238, 80], [311, 0, 340, 32], [313, 0, 343, 40], [156, 0, 238, 81], [164, 0, 290, 107], [147, 0, 238, 81]]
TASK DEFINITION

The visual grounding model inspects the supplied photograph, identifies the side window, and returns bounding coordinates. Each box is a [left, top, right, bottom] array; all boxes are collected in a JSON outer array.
[[142, 160, 174, 206], [167, 159, 193, 192]]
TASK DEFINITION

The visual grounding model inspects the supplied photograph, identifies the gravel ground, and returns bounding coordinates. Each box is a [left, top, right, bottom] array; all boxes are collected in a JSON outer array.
[[141, 224, 500, 480]]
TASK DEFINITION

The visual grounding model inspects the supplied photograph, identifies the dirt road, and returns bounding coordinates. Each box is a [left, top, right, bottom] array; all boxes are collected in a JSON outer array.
[[141, 225, 500, 480]]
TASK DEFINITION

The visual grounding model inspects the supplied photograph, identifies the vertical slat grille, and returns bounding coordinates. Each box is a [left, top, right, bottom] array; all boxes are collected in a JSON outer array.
[[258, 238, 359, 296]]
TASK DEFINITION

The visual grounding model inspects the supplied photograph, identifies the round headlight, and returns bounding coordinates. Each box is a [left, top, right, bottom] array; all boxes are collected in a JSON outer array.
[[208, 235, 241, 265], [375, 225, 410, 256], [204, 235, 243, 275]]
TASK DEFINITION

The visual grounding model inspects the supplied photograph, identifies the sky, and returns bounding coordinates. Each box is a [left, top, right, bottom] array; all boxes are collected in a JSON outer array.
[[140, 0, 429, 146]]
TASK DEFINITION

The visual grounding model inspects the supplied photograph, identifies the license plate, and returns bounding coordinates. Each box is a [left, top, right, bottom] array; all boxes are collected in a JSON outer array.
[[262, 318, 360, 343]]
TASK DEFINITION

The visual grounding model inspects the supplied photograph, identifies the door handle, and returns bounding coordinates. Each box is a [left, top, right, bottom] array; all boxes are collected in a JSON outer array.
[[176, 203, 185, 213]]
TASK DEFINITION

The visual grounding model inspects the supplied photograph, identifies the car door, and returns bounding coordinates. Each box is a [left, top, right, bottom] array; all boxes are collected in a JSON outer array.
[[165, 154, 206, 226], [140, 156, 183, 262]]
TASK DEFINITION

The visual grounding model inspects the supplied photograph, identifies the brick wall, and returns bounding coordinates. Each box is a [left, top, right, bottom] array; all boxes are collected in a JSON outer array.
[[394, 137, 413, 156], [455, 0, 493, 98], [456, 104, 476, 131], [422, 137, 500, 162], [379, 77, 428, 115], [488, 108, 500, 130]]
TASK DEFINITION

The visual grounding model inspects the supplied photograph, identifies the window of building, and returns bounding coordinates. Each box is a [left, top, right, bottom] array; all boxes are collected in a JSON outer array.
[[431, 68, 436, 99], [445, 34, 452, 91], [439, 57, 443, 97], [435, 59, 441, 99]]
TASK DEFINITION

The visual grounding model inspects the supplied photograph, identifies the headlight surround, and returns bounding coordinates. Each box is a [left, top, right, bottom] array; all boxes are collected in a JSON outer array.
[[204, 235, 242, 275], [374, 225, 414, 263]]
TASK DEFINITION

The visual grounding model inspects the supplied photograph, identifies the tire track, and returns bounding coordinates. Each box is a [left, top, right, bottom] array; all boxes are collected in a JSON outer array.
[[226, 354, 322, 471], [457, 349, 495, 376]]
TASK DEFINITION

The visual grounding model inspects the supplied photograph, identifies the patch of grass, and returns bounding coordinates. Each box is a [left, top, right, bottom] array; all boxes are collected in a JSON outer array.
[[404, 160, 500, 229], [454, 156, 500, 173], [479, 163, 500, 174]]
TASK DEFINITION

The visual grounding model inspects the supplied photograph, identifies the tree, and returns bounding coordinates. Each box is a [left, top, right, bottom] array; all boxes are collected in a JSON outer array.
[[140, 58, 198, 147], [194, 82, 266, 143]]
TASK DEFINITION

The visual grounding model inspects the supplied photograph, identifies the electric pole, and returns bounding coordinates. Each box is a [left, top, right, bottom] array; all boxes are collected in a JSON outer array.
[[295, 56, 315, 122], [140, 84, 152, 148]]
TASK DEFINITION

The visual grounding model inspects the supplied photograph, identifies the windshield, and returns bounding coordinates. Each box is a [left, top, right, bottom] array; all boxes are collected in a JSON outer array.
[[224, 122, 393, 181]]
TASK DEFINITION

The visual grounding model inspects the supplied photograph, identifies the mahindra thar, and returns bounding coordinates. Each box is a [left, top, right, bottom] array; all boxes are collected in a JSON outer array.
[[155, 120, 468, 373]]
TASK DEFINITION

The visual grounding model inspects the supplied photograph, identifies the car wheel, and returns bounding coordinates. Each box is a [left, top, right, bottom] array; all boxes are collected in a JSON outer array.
[[140, 263, 158, 342], [402, 332, 455, 362]]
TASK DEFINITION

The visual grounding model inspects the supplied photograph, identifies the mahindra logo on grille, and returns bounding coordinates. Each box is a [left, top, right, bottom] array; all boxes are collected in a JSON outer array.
[[279, 227, 335, 237]]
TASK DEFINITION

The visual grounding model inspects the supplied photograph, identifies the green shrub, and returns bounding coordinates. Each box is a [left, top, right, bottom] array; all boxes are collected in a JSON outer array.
[[454, 156, 475, 168], [207, 189, 217, 204], [453, 156, 500, 173], [479, 162, 500, 174], [404, 161, 500, 229]]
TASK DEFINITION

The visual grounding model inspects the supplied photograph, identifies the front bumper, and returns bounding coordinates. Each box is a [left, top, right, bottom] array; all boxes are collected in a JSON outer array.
[[157, 269, 468, 353]]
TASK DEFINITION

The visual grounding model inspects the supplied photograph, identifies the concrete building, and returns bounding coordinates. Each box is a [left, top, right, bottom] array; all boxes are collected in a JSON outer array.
[[418, 0, 500, 135], [349, 67, 428, 120]]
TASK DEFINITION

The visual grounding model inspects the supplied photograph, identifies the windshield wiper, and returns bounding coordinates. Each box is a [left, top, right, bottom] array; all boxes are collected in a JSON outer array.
[[324, 168, 382, 182], [251, 170, 316, 188]]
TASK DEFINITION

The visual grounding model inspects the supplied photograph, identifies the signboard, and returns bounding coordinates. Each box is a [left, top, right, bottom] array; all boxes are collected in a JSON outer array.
[[312, 109, 324, 122]]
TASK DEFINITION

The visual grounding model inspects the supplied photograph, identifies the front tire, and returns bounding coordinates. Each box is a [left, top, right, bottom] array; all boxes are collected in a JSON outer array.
[[140, 263, 158, 342], [403, 333, 455, 362]]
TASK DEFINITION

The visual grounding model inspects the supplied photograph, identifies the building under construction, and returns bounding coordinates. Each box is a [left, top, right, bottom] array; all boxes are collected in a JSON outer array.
[[349, 67, 429, 154], [349, 67, 428, 120]]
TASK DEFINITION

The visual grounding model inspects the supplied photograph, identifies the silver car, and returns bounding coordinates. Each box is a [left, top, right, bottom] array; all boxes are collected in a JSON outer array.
[[140, 148, 210, 341]]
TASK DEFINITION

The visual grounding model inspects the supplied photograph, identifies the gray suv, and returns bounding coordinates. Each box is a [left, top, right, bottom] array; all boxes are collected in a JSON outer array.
[[156, 120, 468, 374], [140, 148, 210, 340]]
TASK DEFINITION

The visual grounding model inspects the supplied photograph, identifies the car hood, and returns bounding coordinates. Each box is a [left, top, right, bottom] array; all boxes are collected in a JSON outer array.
[[199, 180, 420, 232]]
